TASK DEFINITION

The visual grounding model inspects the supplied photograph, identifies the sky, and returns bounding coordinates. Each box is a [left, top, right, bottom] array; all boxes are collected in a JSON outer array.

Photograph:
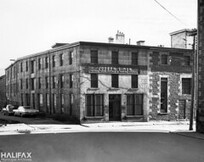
[[0, 0, 197, 76]]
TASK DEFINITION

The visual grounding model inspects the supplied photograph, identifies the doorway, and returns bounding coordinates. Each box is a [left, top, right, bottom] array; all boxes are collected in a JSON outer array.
[[109, 94, 121, 121]]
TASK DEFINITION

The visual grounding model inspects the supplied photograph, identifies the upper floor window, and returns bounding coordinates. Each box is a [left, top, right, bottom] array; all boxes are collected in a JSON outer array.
[[70, 74, 73, 88], [161, 55, 168, 65], [38, 58, 42, 70], [38, 77, 41, 89], [132, 52, 138, 65], [60, 53, 64, 66], [91, 50, 98, 64], [91, 74, 98, 88], [45, 57, 49, 69], [52, 55, 56, 67], [31, 60, 35, 73], [26, 78, 29, 89], [183, 56, 191, 66], [60, 74, 65, 88], [131, 75, 138, 88], [112, 51, 118, 64], [182, 78, 191, 94], [52, 76, 57, 88], [112, 74, 119, 88], [20, 62, 23, 72], [45, 76, 49, 89], [26, 61, 28, 72], [31, 78, 35, 90], [69, 51, 73, 65]]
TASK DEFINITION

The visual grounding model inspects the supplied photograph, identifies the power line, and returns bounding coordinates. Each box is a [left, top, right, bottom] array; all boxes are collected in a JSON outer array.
[[153, 0, 186, 26]]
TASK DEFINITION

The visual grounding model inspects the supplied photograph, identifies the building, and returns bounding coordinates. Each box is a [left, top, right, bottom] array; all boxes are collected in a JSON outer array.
[[0, 75, 6, 108], [5, 41, 193, 123], [197, 0, 204, 132], [170, 29, 196, 49]]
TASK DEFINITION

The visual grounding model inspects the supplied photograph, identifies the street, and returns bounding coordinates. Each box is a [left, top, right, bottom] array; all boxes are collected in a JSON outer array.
[[0, 132, 204, 162]]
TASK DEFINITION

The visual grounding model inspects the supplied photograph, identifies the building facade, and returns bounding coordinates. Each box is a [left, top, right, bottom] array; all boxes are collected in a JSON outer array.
[[0, 75, 6, 108], [5, 42, 192, 123], [197, 0, 204, 132]]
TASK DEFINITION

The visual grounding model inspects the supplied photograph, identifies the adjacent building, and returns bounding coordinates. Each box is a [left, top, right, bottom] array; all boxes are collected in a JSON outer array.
[[5, 41, 193, 123], [0, 75, 6, 108], [197, 0, 204, 132]]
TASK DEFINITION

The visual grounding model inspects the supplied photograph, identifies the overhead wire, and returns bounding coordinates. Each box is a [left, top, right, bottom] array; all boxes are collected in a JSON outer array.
[[153, 0, 186, 26]]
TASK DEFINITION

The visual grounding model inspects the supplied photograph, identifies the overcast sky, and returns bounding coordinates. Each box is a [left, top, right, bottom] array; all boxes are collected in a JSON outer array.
[[0, 0, 197, 75]]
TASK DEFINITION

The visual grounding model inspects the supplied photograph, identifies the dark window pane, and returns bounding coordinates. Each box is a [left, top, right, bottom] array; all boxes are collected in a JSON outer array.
[[182, 78, 191, 94], [91, 74, 98, 88], [161, 55, 168, 64], [183, 56, 191, 66], [112, 74, 118, 88], [132, 52, 138, 65], [112, 51, 118, 64], [132, 75, 138, 88], [91, 50, 98, 64]]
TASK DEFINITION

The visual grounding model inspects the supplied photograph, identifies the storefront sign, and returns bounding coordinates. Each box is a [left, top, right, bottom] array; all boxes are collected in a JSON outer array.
[[85, 66, 139, 74]]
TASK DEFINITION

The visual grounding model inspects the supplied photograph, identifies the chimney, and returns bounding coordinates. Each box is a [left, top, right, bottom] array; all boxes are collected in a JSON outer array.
[[108, 37, 114, 43], [136, 40, 145, 46], [115, 30, 125, 44]]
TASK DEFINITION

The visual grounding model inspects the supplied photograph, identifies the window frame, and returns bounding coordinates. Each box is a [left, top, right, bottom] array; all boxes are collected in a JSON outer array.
[[91, 74, 98, 88], [90, 50, 98, 64], [182, 78, 191, 94], [112, 74, 119, 88]]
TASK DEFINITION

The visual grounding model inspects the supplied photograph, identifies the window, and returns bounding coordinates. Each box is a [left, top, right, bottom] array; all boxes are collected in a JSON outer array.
[[46, 93, 50, 113], [21, 93, 24, 106], [52, 55, 56, 67], [38, 77, 41, 89], [69, 51, 73, 65], [61, 94, 64, 113], [60, 74, 64, 88], [45, 57, 49, 69], [38, 94, 43, 108], [31, 78, 35, 90], [86, 94, 103, 117], [91, 50, 98, 64], [25, 79, 28, 89], [182, 78, 191, 94], [70, 94, 73, 115], [52, 76, 57, 88], [53, 94, 57, 113], [31, 60, 35, 73], [112, 51, 119, 64], [45, 76, 49, 89], [161, 78, 168, 113], [38, 58, 42, 70], [60, 53, 64, 66], [183, 56, 191, 66], [26, 93, 30, 106], [20, 62, 23, 72], [91, 74, 98, 88], [26, 61, 28, 71], [127, 94, 143, 115], [131, 75, 138, 88], [70, 74, 73, 88], [20, 79, 23, 89], [161, 55, 168, 65], [112, 74, 118, 88], [132, 52, 138, 65]]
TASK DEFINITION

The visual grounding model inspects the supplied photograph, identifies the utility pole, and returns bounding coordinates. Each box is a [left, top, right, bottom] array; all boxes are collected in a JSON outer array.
[[189, 29, 197, 130]]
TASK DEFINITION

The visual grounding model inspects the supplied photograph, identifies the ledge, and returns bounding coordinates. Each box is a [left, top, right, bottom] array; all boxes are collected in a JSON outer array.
[[158, 113, 169, 115]]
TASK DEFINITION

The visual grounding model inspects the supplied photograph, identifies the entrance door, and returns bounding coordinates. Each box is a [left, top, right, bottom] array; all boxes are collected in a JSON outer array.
[[109, 94, 121, 121], [179, 100, 186, 119]]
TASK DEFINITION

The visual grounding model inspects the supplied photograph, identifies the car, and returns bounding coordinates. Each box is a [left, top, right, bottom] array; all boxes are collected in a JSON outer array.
[[13, 106, 39, 117], [1, 104, 16, 116]]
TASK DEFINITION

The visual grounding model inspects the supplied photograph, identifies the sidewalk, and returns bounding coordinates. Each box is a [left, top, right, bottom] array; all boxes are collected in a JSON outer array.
[[0, 120, 199, 136]]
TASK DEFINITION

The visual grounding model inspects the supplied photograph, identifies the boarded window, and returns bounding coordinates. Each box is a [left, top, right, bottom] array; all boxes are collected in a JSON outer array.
[[182, 78, 191, 94], [86, 94, 103, 117], [127, 94, 143, 115]]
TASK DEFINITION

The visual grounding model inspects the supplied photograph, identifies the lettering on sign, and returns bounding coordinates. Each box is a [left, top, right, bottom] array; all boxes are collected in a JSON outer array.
[[85, 66, 139, 74]]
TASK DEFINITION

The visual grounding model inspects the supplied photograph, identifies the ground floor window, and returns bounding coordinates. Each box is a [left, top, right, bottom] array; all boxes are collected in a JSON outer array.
[[86, 94, 104, 117], [127, 94, 143, 115]]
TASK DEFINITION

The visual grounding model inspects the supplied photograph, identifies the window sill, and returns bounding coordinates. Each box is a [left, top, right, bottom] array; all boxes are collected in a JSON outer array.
[[108, 88, 120, 91], [158, 113, 168, 115], [87, 88, 99, 91], [128, 88, 138, 91]]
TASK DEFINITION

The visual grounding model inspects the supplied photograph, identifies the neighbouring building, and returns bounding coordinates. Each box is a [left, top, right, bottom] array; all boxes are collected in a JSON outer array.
[[5, 41, 193, 123], [0, 75, 6, 108], [170, 29, 196, 49], [197, 0, 204, 132]]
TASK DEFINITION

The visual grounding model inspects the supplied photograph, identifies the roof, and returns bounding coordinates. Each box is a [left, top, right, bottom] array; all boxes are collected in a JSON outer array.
[[169, 29, 192, 36]]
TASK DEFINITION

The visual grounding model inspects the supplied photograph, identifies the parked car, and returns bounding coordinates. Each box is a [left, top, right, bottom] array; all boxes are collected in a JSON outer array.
[[1, 104, 16, 116], [13, 106, 39, 117]]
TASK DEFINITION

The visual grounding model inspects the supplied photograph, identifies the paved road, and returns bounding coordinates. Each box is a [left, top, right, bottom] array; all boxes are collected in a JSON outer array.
[[0, 132, 204, 162]]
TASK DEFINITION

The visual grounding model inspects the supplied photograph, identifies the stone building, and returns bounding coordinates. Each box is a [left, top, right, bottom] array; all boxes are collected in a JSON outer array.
[[5, 41, 192, 123], [197, 0, 204, 132], [0, 75, 6, 108]]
